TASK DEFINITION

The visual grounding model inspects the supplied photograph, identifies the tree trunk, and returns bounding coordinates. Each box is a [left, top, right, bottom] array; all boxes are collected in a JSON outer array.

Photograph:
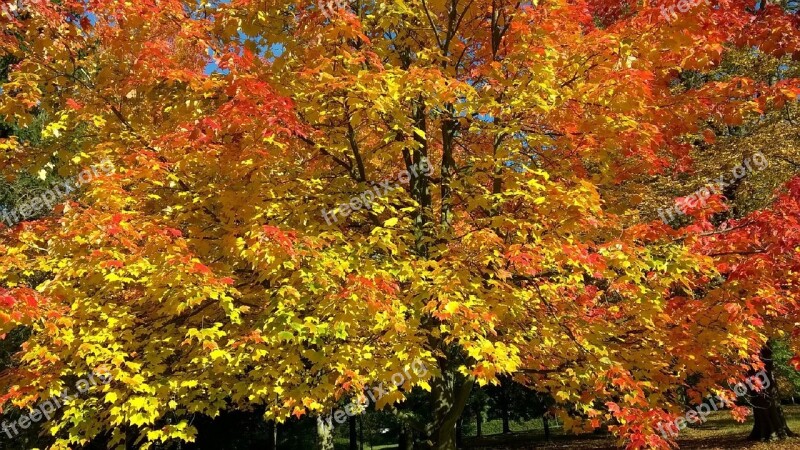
[[317, 416, 334, 450], [399, 422, 414, 450], [501, 390, 510, 434], [455, 417, 463, 448], [476, 409, 482, 437], [407, 97, 432, 258], [427, 367, 473, 450], [543, 415, 550, 441], [749, 343, 796, 441], [349, 415, 358, 450], [431, 424, 457, 450], [359, 416, 365, 450], [265, 420, 276, 450]]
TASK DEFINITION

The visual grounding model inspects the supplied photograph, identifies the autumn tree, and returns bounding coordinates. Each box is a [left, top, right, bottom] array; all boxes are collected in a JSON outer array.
[[1, 1, 800, 450], [627, 40, 800, 441]]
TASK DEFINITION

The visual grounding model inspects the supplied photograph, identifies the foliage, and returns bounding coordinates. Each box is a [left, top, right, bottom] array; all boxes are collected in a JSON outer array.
[[0, 0, 799, 449], [774, 340, 800, 402]]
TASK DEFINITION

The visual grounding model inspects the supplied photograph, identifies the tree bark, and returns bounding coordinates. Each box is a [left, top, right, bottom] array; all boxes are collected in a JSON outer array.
[[501, 387, 510, 434], [749, 343, 796, 441], [476, 408, 482, 437], [427, 367, 474, 450], [316, 416, 334, 450], [440, 103, 456, 231], [431, 423, 457, 450], [406, 97, 432, 258]]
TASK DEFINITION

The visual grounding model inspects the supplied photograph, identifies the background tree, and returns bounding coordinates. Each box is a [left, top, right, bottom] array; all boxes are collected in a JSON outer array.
[[774, 340, 800, 404], [483, 375, 550, 435]]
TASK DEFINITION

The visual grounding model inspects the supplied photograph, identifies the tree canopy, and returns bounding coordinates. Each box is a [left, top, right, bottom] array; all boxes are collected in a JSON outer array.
[[1, 0, 799, 449]]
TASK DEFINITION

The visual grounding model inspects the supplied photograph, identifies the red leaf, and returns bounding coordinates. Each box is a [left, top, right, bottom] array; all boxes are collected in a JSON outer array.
[[66, 98, 83, 111], [166, 228, 182, 237], [606, 401, 620, 413], [191, 263, 212, 275]]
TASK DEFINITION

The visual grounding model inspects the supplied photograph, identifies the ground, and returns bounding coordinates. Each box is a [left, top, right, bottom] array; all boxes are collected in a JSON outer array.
[[458, 405, 800, 449]]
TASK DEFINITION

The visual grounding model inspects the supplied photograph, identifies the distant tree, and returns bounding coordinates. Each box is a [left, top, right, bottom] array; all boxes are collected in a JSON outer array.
[[485, 376, 552, 435], [774, 340, 800, 403]]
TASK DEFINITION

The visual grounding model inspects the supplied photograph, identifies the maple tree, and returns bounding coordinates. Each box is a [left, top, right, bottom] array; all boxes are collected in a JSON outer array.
[[1, 0, 800, 449]]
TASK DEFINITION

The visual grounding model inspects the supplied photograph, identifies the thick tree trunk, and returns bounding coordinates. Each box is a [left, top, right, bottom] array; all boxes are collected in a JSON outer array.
[[427, 367, 473, 450], [749, 343, 796, 441], [316, 416, 334, 450], [431, 424, 457, 450], [476, 409, 482, 437]]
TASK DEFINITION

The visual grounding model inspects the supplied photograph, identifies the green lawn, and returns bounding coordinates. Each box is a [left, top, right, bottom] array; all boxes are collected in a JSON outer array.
[[462, 405, 800, 449], [333, 405, 800, 449]]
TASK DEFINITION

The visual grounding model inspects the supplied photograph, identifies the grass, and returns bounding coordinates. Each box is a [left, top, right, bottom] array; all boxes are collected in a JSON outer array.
[[462, 405, 800, 449], [332, 405, 800, 449]]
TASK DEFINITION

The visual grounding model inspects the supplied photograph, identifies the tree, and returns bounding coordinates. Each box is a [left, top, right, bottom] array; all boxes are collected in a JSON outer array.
[[748, 343, 795, 441], [484, 375, 549, 435], [644, 43, 800, 442], [774, 340, 800, 404], [1, 1, 800, 450]]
